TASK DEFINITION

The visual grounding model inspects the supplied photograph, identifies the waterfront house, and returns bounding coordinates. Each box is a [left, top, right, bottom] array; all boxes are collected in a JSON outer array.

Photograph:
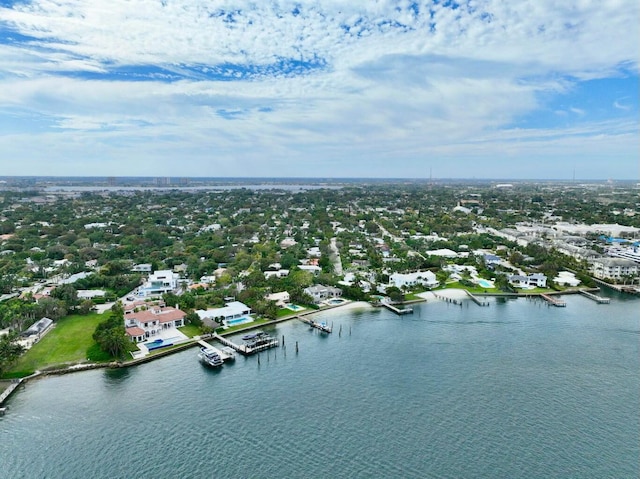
[[265, 291, 290, 307], [508, 273, 547, 289], [389, 271, 438, 289], [125, 306, 186, 342], [304, 285, 342, 303], [196, 301, 252, 323]]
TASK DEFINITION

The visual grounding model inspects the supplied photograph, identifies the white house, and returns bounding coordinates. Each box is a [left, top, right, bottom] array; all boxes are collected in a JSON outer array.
[[196, 301, 252, 322], [125, 306, 186, 342], [389, 271, 438, 289], [304, 285, 342, 303], [265, 291, 290, 307], [138, 270, 180, 297], [554, 271, 581, 287], [508, 273, 548, 289], [264, 269, 290, 279]]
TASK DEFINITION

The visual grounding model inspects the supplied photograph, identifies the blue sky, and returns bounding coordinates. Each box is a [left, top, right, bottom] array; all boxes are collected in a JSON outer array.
[[0, 1, 638, 180]]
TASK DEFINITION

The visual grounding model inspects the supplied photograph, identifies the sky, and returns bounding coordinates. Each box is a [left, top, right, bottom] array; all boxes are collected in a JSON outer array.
[[0, 1, 638, 180]]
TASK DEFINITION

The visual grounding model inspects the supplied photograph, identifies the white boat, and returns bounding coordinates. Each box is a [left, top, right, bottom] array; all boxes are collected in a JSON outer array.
[[198, 347, 224, 368]]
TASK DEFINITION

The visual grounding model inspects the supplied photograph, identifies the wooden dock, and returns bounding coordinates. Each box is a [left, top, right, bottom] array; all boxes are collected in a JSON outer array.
[[381, 302, 413, 315], [298, 317, 332, 333], [197, 340, 235, 361], [541, 294, 566, 307], [465, 290, 490, 306], [212, 333, 278, 356], [579, 291, 610, 304]]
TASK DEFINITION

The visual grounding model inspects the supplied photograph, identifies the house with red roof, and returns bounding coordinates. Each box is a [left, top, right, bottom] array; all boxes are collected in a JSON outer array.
[[125, 306, 186, 343]]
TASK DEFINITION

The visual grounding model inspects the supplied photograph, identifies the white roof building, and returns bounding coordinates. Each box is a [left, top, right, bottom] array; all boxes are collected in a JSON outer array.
[[389, 271, 438, 289], [196, 301, 252, 321]]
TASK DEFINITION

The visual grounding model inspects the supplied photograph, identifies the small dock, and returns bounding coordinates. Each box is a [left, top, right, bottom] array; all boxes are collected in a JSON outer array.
[[381, 302, 414, 315], [213, 333, 278, 356], [579, 290, 610, 304], [197, 340, 235, 361], [298, 317, 332, 333], [541, 294, 566, 307], [465, 290, 490, 306]]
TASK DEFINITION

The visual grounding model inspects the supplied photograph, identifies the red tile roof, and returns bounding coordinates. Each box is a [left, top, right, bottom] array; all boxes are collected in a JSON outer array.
[[126, 327, 145, 337]]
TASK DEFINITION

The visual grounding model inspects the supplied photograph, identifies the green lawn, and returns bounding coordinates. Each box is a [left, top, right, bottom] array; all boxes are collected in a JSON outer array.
[[7, 313, 108, 377], [178, 324, 201, 338]]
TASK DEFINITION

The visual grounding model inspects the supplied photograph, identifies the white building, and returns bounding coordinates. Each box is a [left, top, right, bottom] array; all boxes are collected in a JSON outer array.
[[196, 301, 252, 322], [265, 291, 290, 307], [508, 273, 547, 289], [304, 285, 342, 303], [138, 270, 180, 297], [389, 271, 438, 289], [591, 258, 639, 280], [554, 271, 581, 287]]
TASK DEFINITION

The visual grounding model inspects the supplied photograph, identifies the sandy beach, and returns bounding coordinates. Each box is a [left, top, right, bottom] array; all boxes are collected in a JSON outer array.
[[416, 289, 468, 301]]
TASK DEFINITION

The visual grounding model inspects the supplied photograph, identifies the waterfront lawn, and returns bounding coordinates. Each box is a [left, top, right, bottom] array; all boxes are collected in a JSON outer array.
[[7, 313, 106, 377], [277, 308, 297, 318], [178, 324, 201, 338]]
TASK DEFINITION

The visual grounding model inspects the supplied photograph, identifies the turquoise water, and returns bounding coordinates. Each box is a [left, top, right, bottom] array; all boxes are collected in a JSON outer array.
[[286, 304, 304, 311], [477, 279, 493, 288], [1, 292, 638, 478], [226, 316, 254, 326]]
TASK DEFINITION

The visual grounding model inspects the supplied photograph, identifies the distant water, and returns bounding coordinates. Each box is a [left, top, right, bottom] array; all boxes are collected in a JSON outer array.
[[1, 292, 638, 478], [43, 184, 341, 193]]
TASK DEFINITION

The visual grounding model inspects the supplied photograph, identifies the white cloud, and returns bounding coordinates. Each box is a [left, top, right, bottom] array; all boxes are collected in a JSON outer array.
[[0, 0, 638, 178]]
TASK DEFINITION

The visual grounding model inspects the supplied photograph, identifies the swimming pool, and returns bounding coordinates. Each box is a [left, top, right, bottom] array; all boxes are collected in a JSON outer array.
[[286, 304, 305, 311], [476, 279, 494, 288], [225, 317, 254, 327], [327, 298, 346, 305]]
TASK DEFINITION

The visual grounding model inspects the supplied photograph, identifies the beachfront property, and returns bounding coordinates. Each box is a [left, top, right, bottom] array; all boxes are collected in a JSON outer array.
[[265, 291, 290, 307], [304, 285, 342, 303], [137, 270, 180, 298], [389, 271, 438, 289], [554, 271, 582, 287], [508, 273, 547, 289], [125, 306, 186, 342], [590, 257, 639, 280]]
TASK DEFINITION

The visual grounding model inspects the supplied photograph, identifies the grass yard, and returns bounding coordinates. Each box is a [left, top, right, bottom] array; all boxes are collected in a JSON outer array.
[[178, 323, 202, 338], [7, 313, 109, 377]]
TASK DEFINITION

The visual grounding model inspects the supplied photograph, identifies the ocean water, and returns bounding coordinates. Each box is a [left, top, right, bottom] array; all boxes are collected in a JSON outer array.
[[1, 292, 638, 478]]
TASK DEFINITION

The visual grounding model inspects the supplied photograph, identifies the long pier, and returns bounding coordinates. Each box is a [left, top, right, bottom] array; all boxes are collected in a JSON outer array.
[[212, 333, 278, 356], [298, 317, 332, 333], [541, 294, 566, 307], [579, 291, 610, 304], [381, 302, 414, 315], [465, 290, 490, 306]]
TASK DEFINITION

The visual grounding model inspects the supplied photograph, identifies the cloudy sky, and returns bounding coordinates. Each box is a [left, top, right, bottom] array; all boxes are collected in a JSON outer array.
[[0, 1, 638, 179]]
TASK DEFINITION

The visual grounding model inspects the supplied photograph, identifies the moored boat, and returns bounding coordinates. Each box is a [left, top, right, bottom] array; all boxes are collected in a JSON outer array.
[[198, 347, 224, 368]]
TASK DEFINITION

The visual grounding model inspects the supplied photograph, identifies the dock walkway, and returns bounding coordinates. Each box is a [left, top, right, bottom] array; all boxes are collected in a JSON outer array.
[[541, 294, 566, 307], [465, 290, 490, 306], [298, 317, 332, 333], [381, 302, 414, 315], [212, 333, 278, 356], [579, 291, 610, 304]]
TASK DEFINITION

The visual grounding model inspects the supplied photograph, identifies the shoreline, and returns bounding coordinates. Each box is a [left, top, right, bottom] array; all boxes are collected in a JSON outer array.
[[0, 288, 616, 404]]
